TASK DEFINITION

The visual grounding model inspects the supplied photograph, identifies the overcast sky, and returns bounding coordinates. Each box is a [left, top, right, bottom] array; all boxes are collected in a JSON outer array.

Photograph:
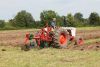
[[0, 0, 100, 21]]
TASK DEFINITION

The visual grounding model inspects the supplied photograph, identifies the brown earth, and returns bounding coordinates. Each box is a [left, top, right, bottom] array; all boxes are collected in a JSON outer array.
[[0, 29, 100, 50], [0, 29, 36, 46], [67, 42, 100, 51], [76, 30, 100, 40]]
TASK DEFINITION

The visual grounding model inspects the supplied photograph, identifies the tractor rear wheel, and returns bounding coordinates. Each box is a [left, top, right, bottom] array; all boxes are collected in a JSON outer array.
[[53, 29, 69, 48]]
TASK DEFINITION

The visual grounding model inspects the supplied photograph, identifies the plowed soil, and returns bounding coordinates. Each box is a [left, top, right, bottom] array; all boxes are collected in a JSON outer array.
[[0, 28, 100, 50]]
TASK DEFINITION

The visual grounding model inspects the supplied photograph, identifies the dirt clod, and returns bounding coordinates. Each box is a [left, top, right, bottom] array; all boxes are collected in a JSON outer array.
[[1, 49, 6, 51]]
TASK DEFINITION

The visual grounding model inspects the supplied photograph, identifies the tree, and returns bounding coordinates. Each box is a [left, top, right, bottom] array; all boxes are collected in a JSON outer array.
[[89, 12, 100, 25], [12, 10, 35, 27], [40, 10, 59, 26], [66, 13, 75, 27], [0, 20, 5, 28], [9, 19, 16, 27], [60, 16, 67, 27], [74, 12, 85, 27], [74, 12, 83, 21]]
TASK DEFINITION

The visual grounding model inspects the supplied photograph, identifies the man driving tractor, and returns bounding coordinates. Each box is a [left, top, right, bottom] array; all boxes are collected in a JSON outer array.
[[50, 18, 56, 29]]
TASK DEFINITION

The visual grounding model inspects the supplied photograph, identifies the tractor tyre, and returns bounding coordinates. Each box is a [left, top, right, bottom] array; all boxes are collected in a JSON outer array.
[[39, 41, 49, 48], [53, 29, 69, 48], [40, 41, 45, 48]]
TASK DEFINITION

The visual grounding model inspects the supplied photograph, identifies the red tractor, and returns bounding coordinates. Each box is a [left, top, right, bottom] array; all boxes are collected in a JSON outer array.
[[21, 25, 84, 50]]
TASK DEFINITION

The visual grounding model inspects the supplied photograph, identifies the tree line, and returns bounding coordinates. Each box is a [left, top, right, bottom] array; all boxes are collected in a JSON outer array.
[[0, 10, 100, 29]]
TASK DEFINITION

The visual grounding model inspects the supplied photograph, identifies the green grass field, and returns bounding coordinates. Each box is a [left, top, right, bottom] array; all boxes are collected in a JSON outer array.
[[0, 46, 100, 67]]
